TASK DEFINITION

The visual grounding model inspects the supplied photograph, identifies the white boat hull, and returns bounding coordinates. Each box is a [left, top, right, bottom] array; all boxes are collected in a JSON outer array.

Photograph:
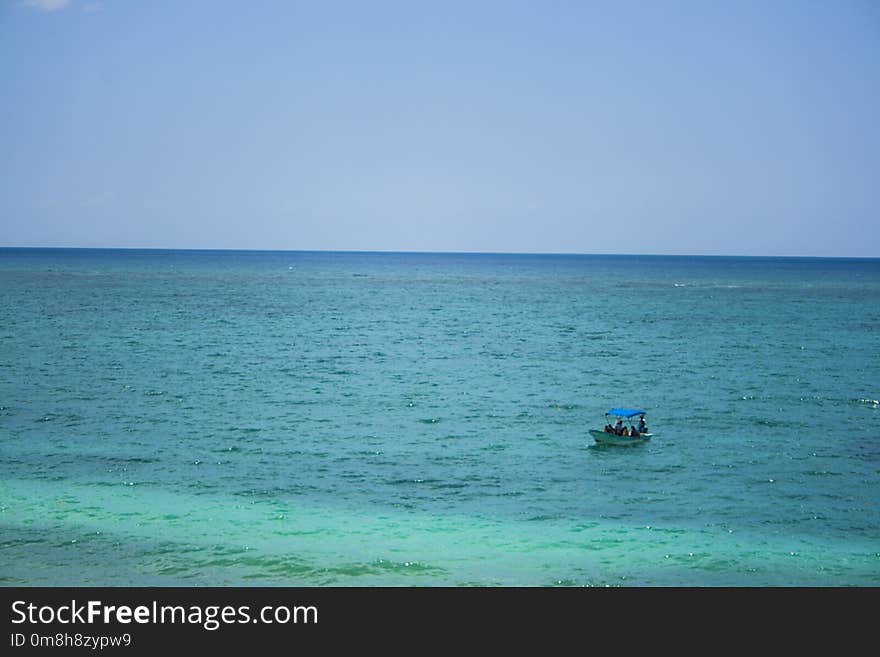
[[589, 429, 652, 445]]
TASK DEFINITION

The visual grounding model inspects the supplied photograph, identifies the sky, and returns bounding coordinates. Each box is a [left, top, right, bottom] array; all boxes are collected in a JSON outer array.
[[1, 0, 878, 256]]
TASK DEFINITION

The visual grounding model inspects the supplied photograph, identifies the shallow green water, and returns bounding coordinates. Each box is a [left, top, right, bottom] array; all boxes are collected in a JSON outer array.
[[1, 249, 878, 585]]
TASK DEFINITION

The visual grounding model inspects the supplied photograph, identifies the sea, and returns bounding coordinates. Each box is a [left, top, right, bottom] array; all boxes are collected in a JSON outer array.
[[1, 248, 878, 586]]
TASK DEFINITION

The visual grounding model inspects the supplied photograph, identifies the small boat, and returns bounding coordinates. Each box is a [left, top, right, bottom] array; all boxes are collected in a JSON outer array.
[[589, 408, 653, 445]]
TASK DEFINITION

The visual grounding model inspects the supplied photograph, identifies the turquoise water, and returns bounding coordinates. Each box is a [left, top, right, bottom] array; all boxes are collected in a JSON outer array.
[[1, 248, 878, 586]]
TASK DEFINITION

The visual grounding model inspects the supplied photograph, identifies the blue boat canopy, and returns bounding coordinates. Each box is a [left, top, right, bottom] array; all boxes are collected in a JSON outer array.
[[607, 408, 646, 418]]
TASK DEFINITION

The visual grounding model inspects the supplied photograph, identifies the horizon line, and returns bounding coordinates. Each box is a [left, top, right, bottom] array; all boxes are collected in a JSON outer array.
[[0, 245, 878, 260]]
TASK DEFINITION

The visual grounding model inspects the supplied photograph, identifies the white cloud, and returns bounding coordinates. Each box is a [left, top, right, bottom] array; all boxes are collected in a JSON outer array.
[[22, 0, 72, 11]]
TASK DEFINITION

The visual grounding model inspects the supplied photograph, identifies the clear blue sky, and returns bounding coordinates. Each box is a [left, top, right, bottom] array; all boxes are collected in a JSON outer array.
[[2, 0, 878, 256]]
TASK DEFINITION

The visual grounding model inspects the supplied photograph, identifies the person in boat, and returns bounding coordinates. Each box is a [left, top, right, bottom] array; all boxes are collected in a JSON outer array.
[[604, 424, 614, 433], [630, 427, 640, 437], [613, 419, 623, 435], [621, 426, 630, 437], [637, 417, 648, 434]]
